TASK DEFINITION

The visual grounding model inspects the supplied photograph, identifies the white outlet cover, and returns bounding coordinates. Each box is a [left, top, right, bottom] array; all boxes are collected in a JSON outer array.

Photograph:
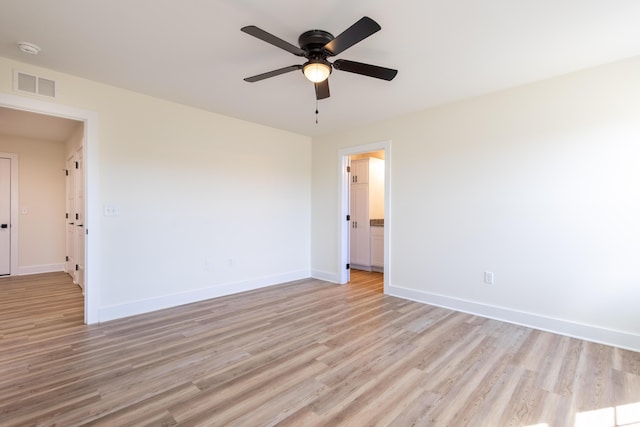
[[103, 204, 119, 216]]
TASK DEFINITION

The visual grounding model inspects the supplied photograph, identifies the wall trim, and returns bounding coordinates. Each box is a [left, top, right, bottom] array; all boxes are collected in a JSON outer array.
[[18, 263, 65, 275], [388, 284, 640, 353], [311, 269, 339, 284], [99, 270, 311, 323]]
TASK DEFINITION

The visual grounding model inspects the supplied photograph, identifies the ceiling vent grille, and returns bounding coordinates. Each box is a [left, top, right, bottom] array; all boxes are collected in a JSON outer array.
[[13, 70, 56, 98]]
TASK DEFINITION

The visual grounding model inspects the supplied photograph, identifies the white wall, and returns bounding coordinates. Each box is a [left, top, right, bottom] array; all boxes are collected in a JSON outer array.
[[0, 134, 66, 273], [312, 56, 640, 351], [0, 57, 312, 321]]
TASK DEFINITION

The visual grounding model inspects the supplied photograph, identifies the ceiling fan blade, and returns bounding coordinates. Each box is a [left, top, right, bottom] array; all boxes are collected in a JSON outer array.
[[315, 80, 330, 100], [324, 17, 381, 56], [244, 65, 302, 82], [241, 26, 305, 56], [333, 59, 398, 81]]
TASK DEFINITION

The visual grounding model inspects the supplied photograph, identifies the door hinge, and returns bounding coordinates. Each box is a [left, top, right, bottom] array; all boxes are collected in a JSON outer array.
[[65, 169, 69, 176], [75, 161, 79, 169], [66, 213, 69, 219], [75, 264, 79, 271], [346, 263, 350, 270], [346, 214, 350, 221], [76, 213, 79, 220], [346, 165, 351, 173], [66, 256, 69, 262]]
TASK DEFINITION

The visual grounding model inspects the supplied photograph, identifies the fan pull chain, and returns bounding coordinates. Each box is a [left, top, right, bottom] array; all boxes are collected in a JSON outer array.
[[315, 99, 319, 124]]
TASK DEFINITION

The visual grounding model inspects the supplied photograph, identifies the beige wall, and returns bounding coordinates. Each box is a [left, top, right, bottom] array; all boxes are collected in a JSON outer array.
[[0, 134, 66, 272], [312, 55, 640, 349], [0, 56, 312, 320]]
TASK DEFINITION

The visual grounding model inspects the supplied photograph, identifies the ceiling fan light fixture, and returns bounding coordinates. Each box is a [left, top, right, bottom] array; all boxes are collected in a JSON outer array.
[[303, 60, 331, 83]]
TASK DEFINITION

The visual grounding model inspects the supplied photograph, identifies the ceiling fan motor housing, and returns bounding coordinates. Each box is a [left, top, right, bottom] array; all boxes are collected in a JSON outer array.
[[298, 30, 334, 59]]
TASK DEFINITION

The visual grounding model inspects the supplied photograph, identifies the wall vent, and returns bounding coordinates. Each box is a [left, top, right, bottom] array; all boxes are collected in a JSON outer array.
[[13, 70, 56, 98]]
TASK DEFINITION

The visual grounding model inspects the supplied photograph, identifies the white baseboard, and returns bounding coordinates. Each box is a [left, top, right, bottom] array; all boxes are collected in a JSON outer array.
[[18, 263, 65, 276], [98, 270, 311, 323], [350, 264, 372, 272], [388, 284, 640, 353], [311, 270, 339, 283]]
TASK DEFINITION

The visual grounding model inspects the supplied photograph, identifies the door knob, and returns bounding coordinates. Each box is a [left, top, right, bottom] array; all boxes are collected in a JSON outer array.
[[1, 224, 8, 229]]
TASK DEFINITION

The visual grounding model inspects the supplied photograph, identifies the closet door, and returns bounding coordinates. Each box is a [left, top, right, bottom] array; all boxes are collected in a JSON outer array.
[[0, 158, 11, 275], [65, 146, 85, 291], [65, 154, 76, 275], [350, 182, 370, 267], [75, 146, 85, 290]]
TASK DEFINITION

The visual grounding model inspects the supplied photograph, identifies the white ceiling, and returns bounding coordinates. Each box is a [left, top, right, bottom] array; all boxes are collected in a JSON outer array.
[[1, 1, 639, 137]]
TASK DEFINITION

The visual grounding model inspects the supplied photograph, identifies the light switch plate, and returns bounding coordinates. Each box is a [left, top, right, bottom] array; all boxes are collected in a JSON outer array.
[[484, 271, 494, 284], [103, 204, 119, 216]]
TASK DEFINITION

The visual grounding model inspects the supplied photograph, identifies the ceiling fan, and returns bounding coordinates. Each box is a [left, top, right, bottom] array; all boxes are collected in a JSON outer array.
[[241, 17, 398, 100]]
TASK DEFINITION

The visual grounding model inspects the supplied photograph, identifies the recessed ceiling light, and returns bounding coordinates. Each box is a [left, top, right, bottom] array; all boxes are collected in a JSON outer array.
[[18, 41, 41, 55]]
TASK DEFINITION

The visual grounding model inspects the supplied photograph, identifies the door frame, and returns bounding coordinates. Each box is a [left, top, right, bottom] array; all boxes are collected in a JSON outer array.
[[0, 93, 101, 324], [338, 140, 391, 293], [0, 153, 19, 276]]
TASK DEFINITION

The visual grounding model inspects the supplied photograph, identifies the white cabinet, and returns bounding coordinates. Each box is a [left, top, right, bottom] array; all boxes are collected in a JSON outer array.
[[350, 158, 384, 271], [350, 182, 370, 267], [370, 226, 384, 269], [351, 159, 369, 184]]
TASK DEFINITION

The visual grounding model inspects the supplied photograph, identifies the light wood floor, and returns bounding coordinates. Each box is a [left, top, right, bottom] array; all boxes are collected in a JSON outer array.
[[1, 271, 639, 426]]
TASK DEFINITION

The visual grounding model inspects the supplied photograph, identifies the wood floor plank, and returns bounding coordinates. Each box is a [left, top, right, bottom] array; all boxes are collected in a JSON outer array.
[[1, 271, 639, 426]]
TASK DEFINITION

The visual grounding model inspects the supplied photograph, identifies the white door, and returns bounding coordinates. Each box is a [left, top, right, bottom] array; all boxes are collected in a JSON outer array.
[[346, 158, 351, 283], [66, 154, 76, 275], [0, 158, 11, 275], [74, 147, 85, 290], [350, 182, 371, 267]]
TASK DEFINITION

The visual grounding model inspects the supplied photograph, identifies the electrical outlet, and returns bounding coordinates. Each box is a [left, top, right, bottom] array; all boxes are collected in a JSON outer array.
[[484, 271, 494, 284]]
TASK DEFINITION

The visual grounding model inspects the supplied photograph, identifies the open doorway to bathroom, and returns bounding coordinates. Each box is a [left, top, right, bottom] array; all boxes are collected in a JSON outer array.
[[339, 141, 390, 294]]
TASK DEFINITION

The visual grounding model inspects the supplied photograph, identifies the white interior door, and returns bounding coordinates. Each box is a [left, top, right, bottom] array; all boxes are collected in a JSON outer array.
[[66, 153, 76, 275], [0, 157, 11, 275], [350, 182, 370, 267], [74, 146, 85, 290]]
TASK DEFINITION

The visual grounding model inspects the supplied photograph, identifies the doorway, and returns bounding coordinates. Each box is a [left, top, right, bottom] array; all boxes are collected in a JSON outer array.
[[349, 151, 384, 272], [0, 93, 100, 324], [338, 140, 391, 293]]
